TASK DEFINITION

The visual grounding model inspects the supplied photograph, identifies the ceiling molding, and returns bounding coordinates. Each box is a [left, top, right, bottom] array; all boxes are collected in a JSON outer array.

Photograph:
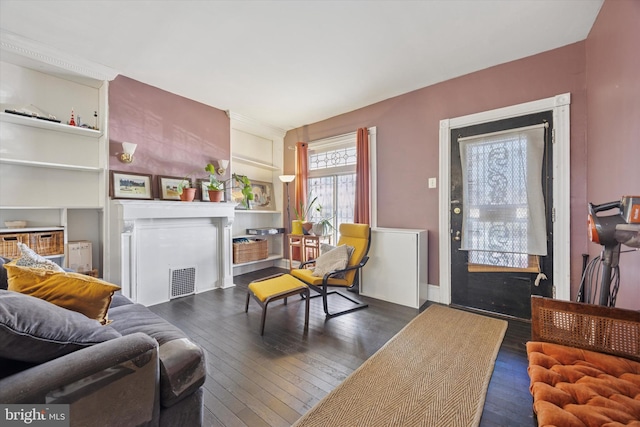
[[0, 29, 119, 83], [227, 111, 287, 140]]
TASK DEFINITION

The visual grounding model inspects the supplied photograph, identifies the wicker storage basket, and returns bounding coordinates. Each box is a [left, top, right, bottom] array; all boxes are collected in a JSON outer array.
[[233, 238, 268, 264], [29, 231, 64, 256], [0, 233, 30, 258]]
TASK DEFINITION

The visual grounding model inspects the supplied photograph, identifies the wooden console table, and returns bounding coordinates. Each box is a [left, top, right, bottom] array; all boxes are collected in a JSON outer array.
[[287, 234, 330, 269]]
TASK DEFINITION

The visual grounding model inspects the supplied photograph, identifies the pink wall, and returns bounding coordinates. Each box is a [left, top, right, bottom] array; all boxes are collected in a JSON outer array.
[[109, 75, 230, 195], [585, 0, 640, 309], [285, 42, 589, 292]]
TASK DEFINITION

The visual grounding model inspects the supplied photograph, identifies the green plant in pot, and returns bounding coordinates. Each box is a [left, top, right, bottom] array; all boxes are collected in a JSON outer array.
[[177, 172, 198, 202], [312, 215, 334, 237], [204, 163, 254, 208], [293, 195, 321, 235], [207, 172, 224, 202]]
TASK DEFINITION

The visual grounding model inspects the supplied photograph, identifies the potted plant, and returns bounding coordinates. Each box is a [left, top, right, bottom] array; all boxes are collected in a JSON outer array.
[[177, 173, 197, 202], [204, 163, 254, 208], [293, 195, 320, 234], [206, 176, 225, 202], [312, 215, 334, 237]]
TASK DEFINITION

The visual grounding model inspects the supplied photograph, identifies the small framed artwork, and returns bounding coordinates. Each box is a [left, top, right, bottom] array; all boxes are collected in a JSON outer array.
[[110, 171, 153, 200], [248, 179, 276, 210], [157, 175, 188, 201]]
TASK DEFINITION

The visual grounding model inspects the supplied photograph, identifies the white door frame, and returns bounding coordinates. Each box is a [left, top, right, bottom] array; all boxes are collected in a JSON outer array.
[[438, 93, 571, 305]]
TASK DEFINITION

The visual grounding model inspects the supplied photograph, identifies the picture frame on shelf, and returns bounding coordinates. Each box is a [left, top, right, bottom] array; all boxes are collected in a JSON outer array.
[[248, 179, 276, 210], [157, 175, 188, 201], [110, 171, 153, 200]]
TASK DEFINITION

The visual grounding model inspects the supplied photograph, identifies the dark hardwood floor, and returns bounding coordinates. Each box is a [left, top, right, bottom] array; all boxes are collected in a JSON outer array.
[[149, 267, 537, 426]]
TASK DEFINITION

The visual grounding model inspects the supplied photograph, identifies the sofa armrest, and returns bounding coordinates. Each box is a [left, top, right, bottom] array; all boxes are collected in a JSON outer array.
[[530, 295, 640, 361], [0, 332, 160, 426]]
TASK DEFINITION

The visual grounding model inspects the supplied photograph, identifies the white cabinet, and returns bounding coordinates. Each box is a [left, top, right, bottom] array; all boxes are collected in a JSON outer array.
[[361, 228, 428, 308], [0, 32, 116, 273]]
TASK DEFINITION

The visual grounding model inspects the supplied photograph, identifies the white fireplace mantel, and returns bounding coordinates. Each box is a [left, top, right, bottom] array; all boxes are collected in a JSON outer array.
[[107, 200, 237, 306]]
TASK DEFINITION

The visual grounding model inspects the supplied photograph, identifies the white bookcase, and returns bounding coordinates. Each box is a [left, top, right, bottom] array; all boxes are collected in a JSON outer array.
[[228, 112, 288, 275], [0, 31, 117, 272]]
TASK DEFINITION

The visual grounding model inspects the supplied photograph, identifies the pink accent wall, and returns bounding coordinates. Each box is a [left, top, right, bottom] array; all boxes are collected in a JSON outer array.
[[108, 75, 230, 195], [285, 42, 589, 292], [585, 0, 640, 309]]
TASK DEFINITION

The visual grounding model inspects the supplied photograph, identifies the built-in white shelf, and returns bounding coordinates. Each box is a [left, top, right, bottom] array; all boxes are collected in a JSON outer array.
[[0, 157, 102, 172], [232, 154, 279, 171], [233, 253, 283, 267], [235, 210, 282, 214], [0, 111, 102, 137], [0, 226, 64, 233]]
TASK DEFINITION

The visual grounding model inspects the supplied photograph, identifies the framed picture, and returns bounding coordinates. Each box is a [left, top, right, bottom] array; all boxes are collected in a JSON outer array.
[[198, 179, 225, 202], [248, 179, 276, 210], [110, 171, 153, 200], [157, 175, 188, 201]]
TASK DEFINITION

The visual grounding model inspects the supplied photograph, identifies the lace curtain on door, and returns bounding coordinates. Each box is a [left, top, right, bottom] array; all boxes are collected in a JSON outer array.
[[459, 124, 547, 270]]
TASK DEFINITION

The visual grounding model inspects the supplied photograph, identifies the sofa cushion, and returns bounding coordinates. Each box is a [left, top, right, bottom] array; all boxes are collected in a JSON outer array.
[[0, 290, 121, 364], [527, 341, 640, 427], [5, 263, 120, 325], [0, 257, 9, 290], [108, 303, 188, 345], [109, 293, 134, 308], [108, 303, 206, 407]]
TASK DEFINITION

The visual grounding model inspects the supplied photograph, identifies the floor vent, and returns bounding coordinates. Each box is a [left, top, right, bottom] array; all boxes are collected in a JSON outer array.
[[170, 266, 196, 299]]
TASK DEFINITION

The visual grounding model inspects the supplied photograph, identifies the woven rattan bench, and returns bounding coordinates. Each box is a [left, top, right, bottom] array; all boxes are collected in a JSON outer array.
[[526, 296, 640, 426], [245, 274, 309, 335]]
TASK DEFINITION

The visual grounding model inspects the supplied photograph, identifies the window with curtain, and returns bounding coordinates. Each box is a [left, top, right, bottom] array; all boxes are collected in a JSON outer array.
[[459, 125, 547, 270], [307, 134, 357, 243]]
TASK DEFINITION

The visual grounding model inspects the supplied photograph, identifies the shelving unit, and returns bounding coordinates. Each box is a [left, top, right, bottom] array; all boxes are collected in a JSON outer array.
[[0, 31, 117, 273], [229, 112, 288, 275], [0, 111, 102, 136]]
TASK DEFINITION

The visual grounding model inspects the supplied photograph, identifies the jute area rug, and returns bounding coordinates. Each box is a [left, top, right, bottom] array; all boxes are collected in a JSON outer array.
[[293, 304, 508, 427]]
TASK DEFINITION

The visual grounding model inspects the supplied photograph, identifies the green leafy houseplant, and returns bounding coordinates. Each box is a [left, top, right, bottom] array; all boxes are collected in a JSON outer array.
[[204, 163, 254, 208], [294, 196, 320, 222]]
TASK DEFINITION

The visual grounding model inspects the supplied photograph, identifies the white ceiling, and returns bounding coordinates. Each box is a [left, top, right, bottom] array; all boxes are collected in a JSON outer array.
[[0, 0, 603, 131]]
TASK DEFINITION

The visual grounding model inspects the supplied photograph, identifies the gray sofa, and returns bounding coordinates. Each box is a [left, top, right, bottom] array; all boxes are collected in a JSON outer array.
[[0, 257, 206, 427]]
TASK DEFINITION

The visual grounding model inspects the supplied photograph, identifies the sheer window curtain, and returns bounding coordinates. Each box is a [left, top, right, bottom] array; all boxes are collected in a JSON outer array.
[[459, 125, 547, 260], [354, 128, 370, 224]]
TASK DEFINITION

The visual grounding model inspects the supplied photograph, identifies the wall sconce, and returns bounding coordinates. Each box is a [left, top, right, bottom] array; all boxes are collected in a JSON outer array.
[[119, 142, 137, 163], [217, 159, 229, 175]]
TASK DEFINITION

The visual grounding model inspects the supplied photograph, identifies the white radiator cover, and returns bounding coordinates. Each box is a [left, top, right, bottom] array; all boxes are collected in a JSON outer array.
[[361, 228, 428, 308]]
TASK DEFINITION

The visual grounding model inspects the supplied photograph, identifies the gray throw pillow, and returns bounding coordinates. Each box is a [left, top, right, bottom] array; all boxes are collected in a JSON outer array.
[[0, 290, 121, 363], [319, 243, 354, 279], [312, 244, 350, 278]]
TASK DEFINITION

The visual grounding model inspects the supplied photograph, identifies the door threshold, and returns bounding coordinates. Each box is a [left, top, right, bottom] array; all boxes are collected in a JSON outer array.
[[449, 304, 531, 323]]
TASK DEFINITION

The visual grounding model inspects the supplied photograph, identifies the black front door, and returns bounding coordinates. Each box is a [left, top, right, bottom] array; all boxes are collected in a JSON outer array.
[[450, 111, 554, 319]]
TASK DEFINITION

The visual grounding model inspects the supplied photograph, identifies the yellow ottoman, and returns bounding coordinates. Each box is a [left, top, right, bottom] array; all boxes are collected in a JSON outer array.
[[245, 274, 309, 335]]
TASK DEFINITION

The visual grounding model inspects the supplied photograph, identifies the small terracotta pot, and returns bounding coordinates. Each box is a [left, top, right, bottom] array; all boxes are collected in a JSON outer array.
[[301, 222, 314, 235], [180, 188, 196, 202], [208, 189, 224, 202]]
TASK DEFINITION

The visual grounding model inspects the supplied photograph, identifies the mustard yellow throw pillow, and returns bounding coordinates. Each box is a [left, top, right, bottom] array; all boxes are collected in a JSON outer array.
[[5, 263, 120, 325]]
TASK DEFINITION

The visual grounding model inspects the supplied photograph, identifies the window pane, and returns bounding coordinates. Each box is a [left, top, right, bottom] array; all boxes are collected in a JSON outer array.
[[308, 173, 356, 242], [309, 147, 357, 170]]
